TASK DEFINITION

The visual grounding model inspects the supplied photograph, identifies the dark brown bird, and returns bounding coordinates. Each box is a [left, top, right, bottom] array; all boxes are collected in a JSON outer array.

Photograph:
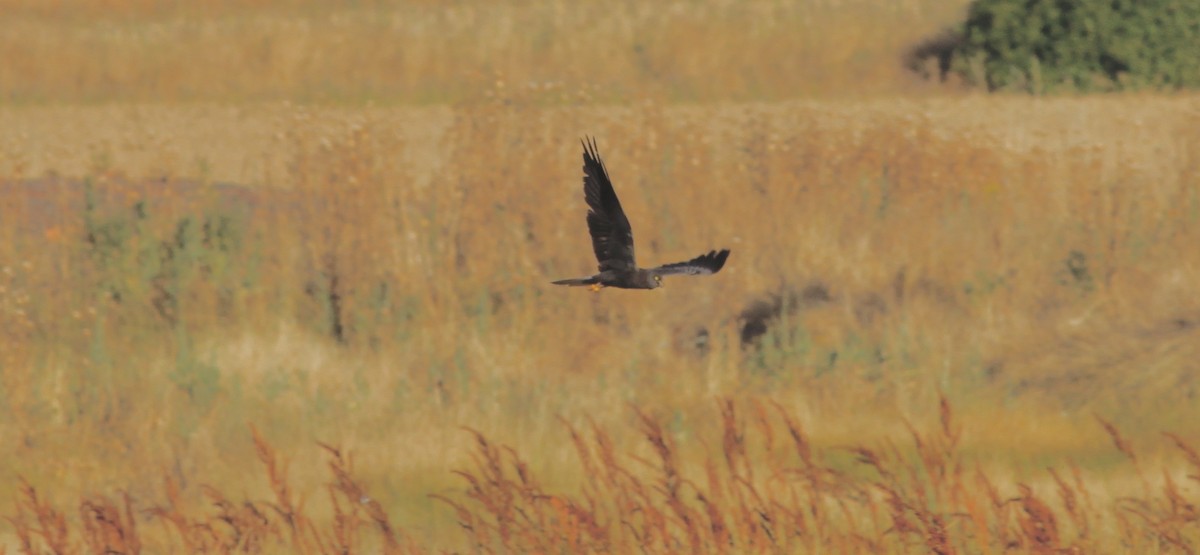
[[552, 137, 730, 291]]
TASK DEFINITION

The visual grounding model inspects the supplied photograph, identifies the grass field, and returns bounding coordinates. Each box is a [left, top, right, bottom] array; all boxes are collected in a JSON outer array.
[[4, 0, 1200, 553]]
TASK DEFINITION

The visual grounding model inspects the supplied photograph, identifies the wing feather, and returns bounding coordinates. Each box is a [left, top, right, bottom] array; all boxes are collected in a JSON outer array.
[[581, 137, 637, 272], [651, 249, 731, 277]]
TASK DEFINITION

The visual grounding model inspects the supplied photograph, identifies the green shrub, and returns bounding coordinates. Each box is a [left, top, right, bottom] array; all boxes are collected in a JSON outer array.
[[915, 0, 1200, 92]]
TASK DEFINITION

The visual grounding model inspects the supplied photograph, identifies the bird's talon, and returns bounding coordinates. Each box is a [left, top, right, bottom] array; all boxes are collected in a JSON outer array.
[[589, 284, 602, 292]]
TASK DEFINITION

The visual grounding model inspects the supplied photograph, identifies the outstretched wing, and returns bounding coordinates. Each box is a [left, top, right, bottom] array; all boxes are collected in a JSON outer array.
[[650, 249, 731, 277], [581, 137, 636, 272]]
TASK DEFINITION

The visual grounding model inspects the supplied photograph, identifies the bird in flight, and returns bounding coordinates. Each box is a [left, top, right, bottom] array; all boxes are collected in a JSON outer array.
[[552, 137, 730, 291]]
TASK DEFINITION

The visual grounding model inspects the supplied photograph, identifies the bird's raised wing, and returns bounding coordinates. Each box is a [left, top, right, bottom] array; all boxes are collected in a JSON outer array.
[[650, 249, 731, 277], [582, 137, 637, 272]]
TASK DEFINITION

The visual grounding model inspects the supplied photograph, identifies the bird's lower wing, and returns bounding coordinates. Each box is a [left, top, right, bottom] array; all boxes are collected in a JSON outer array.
[[650, 249, 731, 276]]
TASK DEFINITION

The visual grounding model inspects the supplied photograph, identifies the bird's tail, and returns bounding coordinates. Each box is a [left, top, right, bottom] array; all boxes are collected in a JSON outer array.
[[551, 276, 599, 286]]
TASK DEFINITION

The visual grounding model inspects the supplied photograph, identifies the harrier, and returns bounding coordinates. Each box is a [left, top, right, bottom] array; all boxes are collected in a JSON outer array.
[[552, 137, 730, 291]]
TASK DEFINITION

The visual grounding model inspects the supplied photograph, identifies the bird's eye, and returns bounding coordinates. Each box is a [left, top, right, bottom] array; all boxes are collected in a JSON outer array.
[[655, 275, 661, 282]]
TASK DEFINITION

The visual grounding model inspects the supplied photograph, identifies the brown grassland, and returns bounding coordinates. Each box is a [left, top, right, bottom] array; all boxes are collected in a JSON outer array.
[[4, 0, 1200, 553]]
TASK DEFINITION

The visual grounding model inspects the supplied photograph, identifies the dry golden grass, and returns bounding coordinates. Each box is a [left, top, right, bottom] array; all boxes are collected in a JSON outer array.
[[6, 398, 1200, 553], [0, 0, 967, 103], [4, 1, 1200, 552], [4, 92, 1200, 551]]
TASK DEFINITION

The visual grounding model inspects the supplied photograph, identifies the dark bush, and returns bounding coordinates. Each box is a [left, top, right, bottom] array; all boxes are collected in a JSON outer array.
[[910, 0, 1200, 93]]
